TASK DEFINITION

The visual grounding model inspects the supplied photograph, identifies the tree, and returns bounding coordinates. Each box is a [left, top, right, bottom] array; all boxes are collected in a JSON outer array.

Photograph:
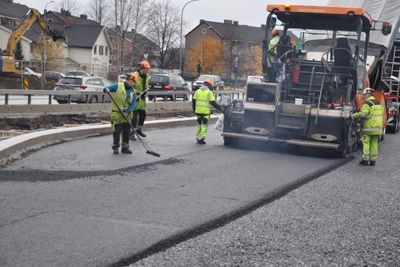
[[111, 0, 150, 69], [147, 0, 180, 68], [186, 36, 225, 75], [86, 0, 110, 25], [32, 33, 65, 70], [241, 44, 263, 77], [59, 0, 79, 15], [14, 41, 24, 61]]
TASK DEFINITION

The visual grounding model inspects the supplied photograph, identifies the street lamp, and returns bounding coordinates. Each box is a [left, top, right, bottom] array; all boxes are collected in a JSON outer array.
[[42, 0, 54, 89], [179, 0, 199, 76]]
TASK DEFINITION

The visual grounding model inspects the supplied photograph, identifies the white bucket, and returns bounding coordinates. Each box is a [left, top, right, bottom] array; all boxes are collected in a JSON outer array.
[[294, 98, 303, 105]]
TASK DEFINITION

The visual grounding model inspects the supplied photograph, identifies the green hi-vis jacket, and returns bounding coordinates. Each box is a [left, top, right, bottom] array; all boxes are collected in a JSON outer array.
[[353, 96, 384, 135], [193, 86, 215, 115], [134, 71, 151, 111], [111, 83, 134, 123]]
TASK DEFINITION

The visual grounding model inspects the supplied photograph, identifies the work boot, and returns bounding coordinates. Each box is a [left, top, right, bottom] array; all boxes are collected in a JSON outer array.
[[197, 139, 206, 145], [121, 147, 133, 154], [359, 159, 369, 166], [370, 161, 376, 166], [136, 129, 146, 138]]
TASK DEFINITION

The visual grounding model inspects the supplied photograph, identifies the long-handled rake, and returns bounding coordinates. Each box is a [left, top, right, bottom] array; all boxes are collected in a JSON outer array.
[[106, 90, 161, 157]]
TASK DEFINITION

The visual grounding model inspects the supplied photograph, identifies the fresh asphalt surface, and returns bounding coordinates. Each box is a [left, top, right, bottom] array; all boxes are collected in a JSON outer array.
[[1, 125, 347, 266], [133, 133, 400, 267]]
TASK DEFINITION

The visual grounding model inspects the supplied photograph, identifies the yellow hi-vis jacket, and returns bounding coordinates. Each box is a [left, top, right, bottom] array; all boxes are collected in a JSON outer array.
[[193, 86, 215, 115], [353, 96, 384, 135]]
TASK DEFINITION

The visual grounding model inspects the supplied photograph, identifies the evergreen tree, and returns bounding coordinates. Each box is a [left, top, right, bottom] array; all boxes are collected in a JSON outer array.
[[14, 41, 24, 61]]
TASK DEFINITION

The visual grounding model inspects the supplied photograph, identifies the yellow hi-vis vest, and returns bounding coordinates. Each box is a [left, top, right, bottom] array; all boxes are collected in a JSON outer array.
[[353, 96, 384, 135], [194, 87, 215, 115], [268, 35, 279, 54], [111, 83, 132, 123]]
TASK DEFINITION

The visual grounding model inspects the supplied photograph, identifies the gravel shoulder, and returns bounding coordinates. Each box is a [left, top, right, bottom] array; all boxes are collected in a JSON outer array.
[[133, 133, 400, 267]]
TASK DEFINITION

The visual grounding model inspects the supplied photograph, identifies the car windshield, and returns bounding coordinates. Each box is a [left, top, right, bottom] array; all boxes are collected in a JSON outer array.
[[197, 75, 214, 81], [151, 75, 169, 84], [59, 77, 82, 85]]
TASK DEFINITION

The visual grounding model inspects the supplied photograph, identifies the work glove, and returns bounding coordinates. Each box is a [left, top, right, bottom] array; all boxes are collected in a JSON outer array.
[[103, 88, 109, 94]]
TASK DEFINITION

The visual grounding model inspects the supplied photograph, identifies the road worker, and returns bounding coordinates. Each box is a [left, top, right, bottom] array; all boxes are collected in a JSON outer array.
[[103, 73, 138, 154], [268, 29, 280, 55], [193, 79, 221, 144], [266, 29, 280, 82], [130, 60, 151, 140], [352, 88, 384, 166]]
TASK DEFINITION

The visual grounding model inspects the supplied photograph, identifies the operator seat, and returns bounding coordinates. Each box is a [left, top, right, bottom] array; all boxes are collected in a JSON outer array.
[[334, 38, 352, 69]]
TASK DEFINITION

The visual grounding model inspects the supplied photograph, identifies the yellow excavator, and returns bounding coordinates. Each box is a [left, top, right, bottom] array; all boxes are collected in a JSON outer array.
[[0, 8, 65, 74]]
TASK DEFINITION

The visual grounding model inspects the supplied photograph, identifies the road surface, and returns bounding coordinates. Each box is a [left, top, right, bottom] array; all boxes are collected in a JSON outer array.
[[0, 126, 344, 266]]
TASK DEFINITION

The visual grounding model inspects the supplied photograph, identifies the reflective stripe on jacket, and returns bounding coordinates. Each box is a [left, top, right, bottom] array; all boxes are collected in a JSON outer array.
[[193, 86, 215, 115], [353, 96, 384, 135]]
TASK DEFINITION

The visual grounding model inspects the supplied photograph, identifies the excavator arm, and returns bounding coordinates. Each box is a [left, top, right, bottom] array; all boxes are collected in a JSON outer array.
[[5, 8, 64, 56]]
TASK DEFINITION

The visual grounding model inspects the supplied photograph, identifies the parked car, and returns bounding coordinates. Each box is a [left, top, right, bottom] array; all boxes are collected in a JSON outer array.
[[53, 76, 111, 104], [148, 74, 190, 100], [44, 71, 65, 82], [192, 75, 224, 92], [246, 75, 264, 90], [65, 70, 91, 77], [24, 67, 41, 78]]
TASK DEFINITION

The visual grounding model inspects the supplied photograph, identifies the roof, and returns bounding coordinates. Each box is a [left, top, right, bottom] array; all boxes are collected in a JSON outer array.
[[186, 19, 297, 44], [45, 11, 105, 48], [49, 23, 104, 48], [0, 0, 29, 19], [267, 5, 372, 32], [125, 30, 158, 48], [327, 0, 400, 49]]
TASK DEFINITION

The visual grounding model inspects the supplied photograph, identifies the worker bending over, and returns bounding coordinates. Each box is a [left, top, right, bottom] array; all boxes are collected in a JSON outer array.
[[104, 74, 138, 154], [131, 60, 151, 140], [352, 88, 384, 166], [193, 79, 221, 144]]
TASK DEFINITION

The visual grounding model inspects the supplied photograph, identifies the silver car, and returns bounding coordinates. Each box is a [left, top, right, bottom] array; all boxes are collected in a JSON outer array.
[[53, 76, 111, 103]]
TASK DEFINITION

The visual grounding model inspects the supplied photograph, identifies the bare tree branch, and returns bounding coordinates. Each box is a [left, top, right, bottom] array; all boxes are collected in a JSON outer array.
[[59, 0, 79, 15], [86, 0, 110, 25], [147, 0, 180, 68]]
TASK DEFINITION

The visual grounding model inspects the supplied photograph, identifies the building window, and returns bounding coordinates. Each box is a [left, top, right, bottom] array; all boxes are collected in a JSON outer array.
[[99, 45, 104, 55], [94, 45, 97, 54], [105, 47, 108, 56]]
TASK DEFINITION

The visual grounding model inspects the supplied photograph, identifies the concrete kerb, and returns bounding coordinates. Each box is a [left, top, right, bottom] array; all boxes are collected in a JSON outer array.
[[110, 155, 354, 267], [0, 115, 219, 167]]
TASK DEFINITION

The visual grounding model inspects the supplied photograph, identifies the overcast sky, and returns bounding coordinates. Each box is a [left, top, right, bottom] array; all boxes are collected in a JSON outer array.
[[14, 0, 328, 33]]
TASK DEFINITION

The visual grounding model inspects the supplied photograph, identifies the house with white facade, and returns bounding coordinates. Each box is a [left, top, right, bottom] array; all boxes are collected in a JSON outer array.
[[46, 10, 111, 77]]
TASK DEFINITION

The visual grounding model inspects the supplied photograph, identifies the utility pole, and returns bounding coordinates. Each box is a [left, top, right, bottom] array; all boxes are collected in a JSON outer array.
[[179, 0, 199, 75]]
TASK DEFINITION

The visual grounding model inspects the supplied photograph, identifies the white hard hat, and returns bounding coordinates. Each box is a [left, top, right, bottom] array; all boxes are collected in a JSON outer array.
[[362, 88, 373, 95]]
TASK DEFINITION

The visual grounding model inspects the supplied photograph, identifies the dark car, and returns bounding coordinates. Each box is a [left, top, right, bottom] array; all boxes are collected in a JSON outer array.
[[192, 75, 224, 92], [44, 71, 65, 82], [148, 74, 190, 100]]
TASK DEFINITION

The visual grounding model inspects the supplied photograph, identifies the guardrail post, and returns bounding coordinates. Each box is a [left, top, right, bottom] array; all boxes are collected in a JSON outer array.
[[5, 94, 8, 105], [28, 94, 31, 105], [48, 95, 52, 104], [101, 94, 105, 103], [68, 95, 71, 104], [85, 94, 89, 103]]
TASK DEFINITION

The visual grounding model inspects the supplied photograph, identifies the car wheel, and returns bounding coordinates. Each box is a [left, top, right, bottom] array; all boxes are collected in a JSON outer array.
[[148, 96, 154, 101], [89, 96, 98, 103]]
